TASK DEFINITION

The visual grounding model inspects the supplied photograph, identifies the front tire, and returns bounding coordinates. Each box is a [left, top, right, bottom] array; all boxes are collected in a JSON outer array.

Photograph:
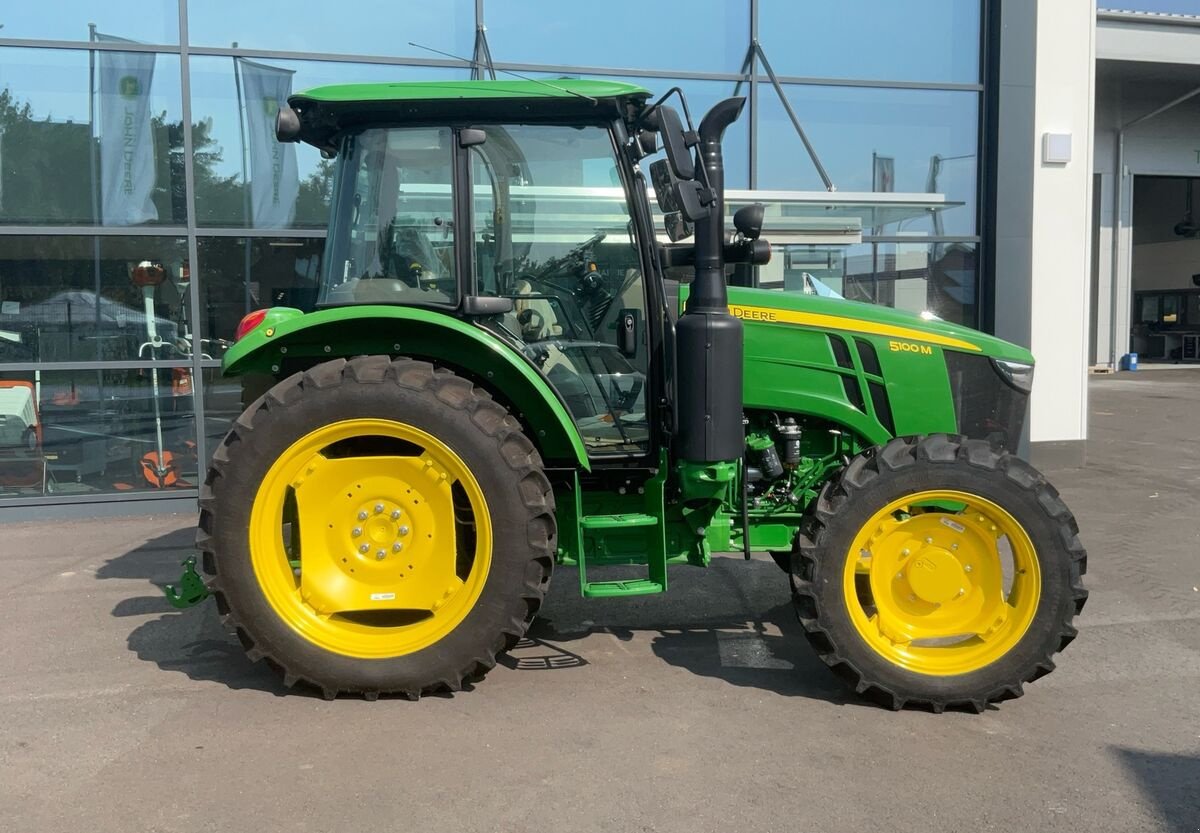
[[791, 434, 1087, 712], [198, 356, 555, 699]]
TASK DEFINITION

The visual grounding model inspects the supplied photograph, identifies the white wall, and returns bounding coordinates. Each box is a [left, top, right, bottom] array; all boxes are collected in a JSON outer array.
[[1026, 0, 1096, 447]]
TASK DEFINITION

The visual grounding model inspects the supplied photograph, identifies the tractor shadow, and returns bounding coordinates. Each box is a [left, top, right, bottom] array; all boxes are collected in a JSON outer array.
[[514, 557, 866, 708], [96, 526, 288, 696], [98, 531, 859, 707]]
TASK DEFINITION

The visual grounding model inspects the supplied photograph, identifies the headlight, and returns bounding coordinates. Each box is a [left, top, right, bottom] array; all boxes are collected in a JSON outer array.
[[992, 359, 1035, 393]]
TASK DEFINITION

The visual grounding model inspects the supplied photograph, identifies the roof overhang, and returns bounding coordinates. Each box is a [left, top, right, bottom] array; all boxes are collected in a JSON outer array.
[[1098, 10, 1200, 65]]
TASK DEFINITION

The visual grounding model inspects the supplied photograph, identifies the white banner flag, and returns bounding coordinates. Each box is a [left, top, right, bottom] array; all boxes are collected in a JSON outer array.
[[238, 58, 299, 229], [96, 33, 158, 225]]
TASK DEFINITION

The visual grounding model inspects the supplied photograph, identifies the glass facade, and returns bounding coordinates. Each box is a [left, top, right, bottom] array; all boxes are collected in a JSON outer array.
[[0, 0, 986, 508]]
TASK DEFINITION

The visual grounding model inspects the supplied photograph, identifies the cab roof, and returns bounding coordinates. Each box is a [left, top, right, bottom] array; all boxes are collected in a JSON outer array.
[[288, 79, 652, 151], [295, 79, 651, 104]]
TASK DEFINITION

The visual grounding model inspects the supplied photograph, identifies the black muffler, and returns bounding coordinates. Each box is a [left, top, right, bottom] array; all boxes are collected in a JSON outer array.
[[676, 97, 746, 464]]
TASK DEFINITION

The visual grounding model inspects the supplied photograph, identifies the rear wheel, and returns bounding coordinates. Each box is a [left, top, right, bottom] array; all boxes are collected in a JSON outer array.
[[791, 434, 1087, 712], [198, 356, 555, 699]]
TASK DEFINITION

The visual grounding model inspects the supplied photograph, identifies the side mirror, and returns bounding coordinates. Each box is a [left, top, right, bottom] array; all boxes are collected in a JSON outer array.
[[636, 130, 658, 158], [664, 213, 693, 242], [733, 203, 765, 240], [650, 159, 677, 213], [275, 106, 301, 142], [643, 105, 695, 180], [673, 179, 710, 223]]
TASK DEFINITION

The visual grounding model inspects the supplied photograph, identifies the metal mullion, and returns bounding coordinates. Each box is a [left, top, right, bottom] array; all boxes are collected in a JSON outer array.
[[0, 360, 195, 372], [748, 0, 759, 192], [179, 0, 208, 482], [0, 490, 198, 509], [863, 235, 981, 244], [196, 227, 327, 238], [186, 45, 469, 70], [769, 75, 983, 92], [0, 225, 189, 236], [0, 37, 181, 53], [491, 60, 742, 82]]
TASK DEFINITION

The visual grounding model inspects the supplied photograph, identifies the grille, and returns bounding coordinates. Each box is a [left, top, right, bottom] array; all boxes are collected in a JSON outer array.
[[945, 352, 1028, 449]]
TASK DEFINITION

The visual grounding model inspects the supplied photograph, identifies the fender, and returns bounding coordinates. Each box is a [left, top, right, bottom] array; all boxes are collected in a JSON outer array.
[[222, 305, 590, 469]]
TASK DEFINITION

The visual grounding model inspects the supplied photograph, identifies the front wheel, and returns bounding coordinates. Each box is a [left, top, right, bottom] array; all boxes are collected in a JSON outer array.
[[791, 435, 1087, 712]]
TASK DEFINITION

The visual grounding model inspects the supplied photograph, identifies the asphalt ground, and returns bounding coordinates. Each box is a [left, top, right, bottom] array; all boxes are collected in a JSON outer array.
[[1, 371, 1198, 833]]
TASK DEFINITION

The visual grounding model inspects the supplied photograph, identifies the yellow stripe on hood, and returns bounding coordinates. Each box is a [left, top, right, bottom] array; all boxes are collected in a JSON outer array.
[[728, 304, 981, 352]]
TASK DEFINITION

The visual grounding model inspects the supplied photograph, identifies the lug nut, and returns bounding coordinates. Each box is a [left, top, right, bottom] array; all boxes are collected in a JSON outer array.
[[399, 525, 409, 536], [391, 510, 401, 520], [901, 548, 910, 556], [375, 504, 384, 514], [925, 537, 933, 544], [358, 511, 368, 521], [359, 544, 369, 554], [392, 542, 402, 553], [352, 527, 362, 537], [964, 564, 973, 573], [376, 550, 386, 560], [951, 543, 959, 550]]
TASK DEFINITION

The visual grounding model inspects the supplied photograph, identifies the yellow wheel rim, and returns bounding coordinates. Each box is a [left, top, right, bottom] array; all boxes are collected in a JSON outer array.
[[843, 489, 1041, 676], [249, 418, 492, 659]]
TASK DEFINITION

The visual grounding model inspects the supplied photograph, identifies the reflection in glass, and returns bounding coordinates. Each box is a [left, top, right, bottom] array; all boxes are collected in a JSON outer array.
[[757, 85, 979, 236], [529, 73, 749, 189], [485, 0, 750, 73], [770, 241, 977, 325], [186, 57, 469, 228], [0, 368, 197, 497], [0, 235, 195, 362], [0, 47, 186, 225], [321, 127, 457, 306], [759, 0, 981, 84], [195, 237, 324, 355], [0, 3, 179, 45], [187, 0, 474, 59]]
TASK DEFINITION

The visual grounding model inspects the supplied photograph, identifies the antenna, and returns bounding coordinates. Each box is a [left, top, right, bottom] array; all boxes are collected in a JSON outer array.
[[407, 42, 597, 104]]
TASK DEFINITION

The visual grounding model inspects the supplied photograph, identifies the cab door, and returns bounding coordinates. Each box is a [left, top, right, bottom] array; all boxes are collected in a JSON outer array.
[[465, 123, 654, 459]]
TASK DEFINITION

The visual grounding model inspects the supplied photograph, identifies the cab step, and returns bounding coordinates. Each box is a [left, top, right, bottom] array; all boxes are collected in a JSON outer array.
[[566, 467, 669, 600], [579, 513, 658, 530], [582, 578, 665, 598]]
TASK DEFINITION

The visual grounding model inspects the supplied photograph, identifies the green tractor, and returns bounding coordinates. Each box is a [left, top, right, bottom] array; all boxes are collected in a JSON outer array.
[[194, 79, 1087, 710]]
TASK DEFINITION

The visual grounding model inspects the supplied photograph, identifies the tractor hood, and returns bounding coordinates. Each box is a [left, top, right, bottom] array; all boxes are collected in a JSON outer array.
[[723, 287, 1035, 365]]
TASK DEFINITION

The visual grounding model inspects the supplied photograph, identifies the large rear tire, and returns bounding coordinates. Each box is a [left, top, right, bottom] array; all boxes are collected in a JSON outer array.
[[791, 434, 1087, 712], [198, 356, 555, 699]]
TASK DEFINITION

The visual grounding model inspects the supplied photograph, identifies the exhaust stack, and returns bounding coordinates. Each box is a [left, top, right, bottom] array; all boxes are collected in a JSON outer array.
[[675, 97, 746, 463]]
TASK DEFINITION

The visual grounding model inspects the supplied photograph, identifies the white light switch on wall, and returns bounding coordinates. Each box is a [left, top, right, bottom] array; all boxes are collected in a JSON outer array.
[[1042, 132, 1072, 164]]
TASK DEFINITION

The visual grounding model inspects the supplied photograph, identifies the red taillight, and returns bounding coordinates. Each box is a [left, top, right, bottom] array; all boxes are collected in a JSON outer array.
[[235, 309, 269, 342]]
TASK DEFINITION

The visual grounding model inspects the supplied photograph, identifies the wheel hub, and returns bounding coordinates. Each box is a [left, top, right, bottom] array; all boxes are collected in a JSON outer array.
[[353, 500, 409, 555], [844, 489, 1042, 676], [905, 546, 966, 604]]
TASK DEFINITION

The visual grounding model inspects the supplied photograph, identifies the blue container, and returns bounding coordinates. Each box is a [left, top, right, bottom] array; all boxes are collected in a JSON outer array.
[[1121, 352, 1139, 371]]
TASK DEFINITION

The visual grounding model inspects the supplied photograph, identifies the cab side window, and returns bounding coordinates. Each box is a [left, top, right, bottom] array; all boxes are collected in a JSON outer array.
[[469, 125, 650, 455]]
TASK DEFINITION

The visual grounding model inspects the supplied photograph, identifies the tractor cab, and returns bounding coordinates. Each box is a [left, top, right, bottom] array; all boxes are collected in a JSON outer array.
[[274, 79, 756, 460]]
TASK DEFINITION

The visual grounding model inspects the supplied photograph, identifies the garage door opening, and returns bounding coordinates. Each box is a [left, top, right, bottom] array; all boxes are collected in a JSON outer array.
[[1130, 175, 1200, 363]]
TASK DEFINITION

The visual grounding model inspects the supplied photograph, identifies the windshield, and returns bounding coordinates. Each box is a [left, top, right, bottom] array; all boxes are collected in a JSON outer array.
[[320, 127, 458, 307]]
